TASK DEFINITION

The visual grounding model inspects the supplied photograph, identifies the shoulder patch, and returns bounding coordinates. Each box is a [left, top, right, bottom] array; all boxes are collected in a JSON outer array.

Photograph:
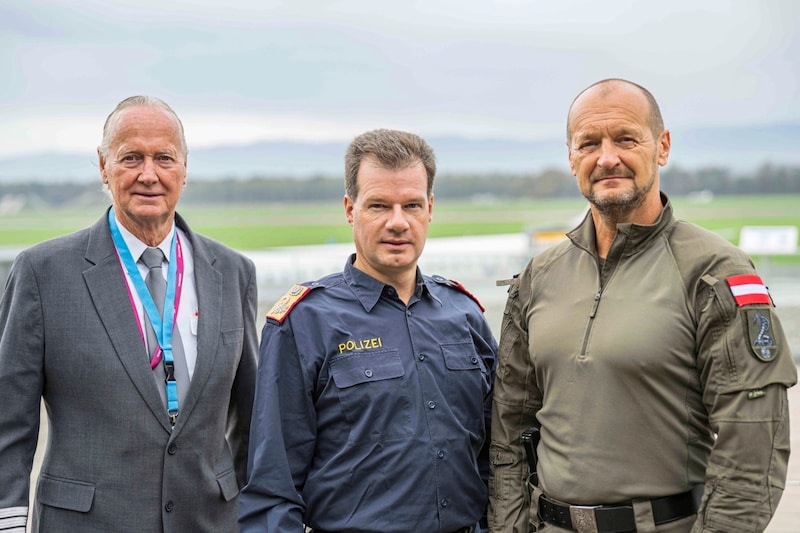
[[745, 308, 779, 362], [726, 274, 772, 306], [266, 283, 312, 324], [432, 275, 485, 312]]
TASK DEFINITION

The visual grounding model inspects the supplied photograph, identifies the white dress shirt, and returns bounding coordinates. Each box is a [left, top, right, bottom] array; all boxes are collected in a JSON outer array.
[[113, 215, 198, 378]]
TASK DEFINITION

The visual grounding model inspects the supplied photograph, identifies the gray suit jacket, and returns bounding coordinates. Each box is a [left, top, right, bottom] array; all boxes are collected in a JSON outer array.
[[0, 210, 258, 532]]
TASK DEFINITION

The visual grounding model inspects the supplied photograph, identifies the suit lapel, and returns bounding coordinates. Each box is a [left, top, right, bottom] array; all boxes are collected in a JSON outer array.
[[83, 212, 172, 433], [170, 215, 223, 432]]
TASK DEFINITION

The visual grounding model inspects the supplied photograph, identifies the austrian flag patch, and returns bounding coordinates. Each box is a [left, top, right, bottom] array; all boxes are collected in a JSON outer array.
[[726, 274, 771, 306]]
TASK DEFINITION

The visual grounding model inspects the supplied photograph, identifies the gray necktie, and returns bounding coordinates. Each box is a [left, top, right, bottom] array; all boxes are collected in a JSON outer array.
[[140, 246, 190, 410]]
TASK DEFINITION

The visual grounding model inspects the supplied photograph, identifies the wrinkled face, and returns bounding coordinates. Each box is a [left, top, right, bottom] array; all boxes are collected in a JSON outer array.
[[98, 105, 187, 239], [345, 157, 433, 284], [567, 84, 670, 220]]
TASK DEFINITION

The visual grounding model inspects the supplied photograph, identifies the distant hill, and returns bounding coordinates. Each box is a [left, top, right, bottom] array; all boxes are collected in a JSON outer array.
[[671, 123, 800, 170], [1, 123, 798, 183]]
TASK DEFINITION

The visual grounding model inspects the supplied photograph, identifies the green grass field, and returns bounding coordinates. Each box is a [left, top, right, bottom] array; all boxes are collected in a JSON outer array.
[[1, 195, 798, 258]]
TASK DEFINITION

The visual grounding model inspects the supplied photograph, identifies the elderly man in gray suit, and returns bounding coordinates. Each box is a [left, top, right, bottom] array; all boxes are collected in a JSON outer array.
[[0, 96, 258, 532]]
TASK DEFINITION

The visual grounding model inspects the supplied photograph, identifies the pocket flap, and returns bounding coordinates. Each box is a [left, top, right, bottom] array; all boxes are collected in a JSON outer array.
[[216, 469, 240, 502], [37, 474, 95, 513], [330, 351, 404, 388], [222, 328, 244, 345], [441, 342, 482, 371]]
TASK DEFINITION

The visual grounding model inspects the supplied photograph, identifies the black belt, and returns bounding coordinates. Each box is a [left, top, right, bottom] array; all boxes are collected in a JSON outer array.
[[538, 485, 703, 533]]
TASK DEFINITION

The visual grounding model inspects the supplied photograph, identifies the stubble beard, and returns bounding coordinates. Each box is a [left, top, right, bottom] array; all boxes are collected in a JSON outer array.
[[585, 164, 657, 223]]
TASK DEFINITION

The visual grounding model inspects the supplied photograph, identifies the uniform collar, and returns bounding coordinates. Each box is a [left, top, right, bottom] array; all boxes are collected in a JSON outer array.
[[568, 191, 676, 260], [343, 254, 436, 312]]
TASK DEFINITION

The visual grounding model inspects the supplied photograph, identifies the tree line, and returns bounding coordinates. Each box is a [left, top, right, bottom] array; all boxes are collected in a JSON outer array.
[[1, 163, 798, 209]]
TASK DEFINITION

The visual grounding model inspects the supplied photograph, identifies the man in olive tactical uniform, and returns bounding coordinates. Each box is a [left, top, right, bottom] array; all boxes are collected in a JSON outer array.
[[488, 79, 797, 532]]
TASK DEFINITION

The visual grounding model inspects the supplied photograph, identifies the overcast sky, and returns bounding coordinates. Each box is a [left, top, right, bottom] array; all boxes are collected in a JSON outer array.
[[1, 0, 798, 159]]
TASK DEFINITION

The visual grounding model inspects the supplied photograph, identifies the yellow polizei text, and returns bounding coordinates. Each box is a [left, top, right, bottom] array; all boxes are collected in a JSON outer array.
[[338, 337, 383, 354]]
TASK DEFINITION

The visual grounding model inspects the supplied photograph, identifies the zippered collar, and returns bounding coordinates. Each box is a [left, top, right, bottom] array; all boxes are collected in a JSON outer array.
[[567, 192, 675, 260]]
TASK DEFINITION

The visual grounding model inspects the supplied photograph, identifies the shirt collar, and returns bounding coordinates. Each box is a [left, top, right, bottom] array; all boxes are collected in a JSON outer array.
[[343, 254, 434, 311], [567, 191, 675, 258], [113, 212, 175, 264]]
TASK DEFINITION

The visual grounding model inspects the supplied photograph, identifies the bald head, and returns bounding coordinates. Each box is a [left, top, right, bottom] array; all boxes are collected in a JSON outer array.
[[566, 79, 664, 142]]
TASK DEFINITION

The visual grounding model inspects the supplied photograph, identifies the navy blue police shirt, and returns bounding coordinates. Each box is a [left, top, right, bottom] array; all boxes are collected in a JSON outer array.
[[239, 255, 497, 533]]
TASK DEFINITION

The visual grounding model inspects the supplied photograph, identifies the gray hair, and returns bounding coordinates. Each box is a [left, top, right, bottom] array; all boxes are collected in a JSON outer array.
[[99, 95, 188, 160], [344, 129, 436, 200]]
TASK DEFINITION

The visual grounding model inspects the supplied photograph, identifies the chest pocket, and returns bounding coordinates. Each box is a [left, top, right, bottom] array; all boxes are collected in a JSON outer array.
[[329, 350, 413, 441], [442, 342, 488, 434]]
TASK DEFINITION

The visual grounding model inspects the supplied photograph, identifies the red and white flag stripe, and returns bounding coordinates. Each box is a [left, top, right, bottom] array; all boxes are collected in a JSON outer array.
[[726, 274, 771, 306]]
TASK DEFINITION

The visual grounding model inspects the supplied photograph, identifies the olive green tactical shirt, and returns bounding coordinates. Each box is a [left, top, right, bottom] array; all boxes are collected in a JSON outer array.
[[489, 194, 797, 533]]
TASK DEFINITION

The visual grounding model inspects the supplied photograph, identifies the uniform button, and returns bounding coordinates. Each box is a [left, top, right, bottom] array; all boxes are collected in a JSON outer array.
[[418, 353, 425, 361], [165, 501, 174, 512], [427, 400, 436, 409], [437, 449, 445, 458], [168, 443, 177, 455], [406, 310, 412, 317], [440, 498, 449, 508], [471, 356, 479, 364], [364, 369, 373, 378]]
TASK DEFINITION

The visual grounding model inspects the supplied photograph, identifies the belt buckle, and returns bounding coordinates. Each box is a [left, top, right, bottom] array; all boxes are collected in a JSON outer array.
[[569, 505, 600, 533]]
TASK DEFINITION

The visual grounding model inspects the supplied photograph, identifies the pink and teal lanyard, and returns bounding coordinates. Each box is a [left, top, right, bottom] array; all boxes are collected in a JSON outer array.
[[108, 208, 184, 424]]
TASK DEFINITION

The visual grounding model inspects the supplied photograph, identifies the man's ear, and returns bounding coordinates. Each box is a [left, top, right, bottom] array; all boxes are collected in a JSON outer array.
[[567, 142, 577, 176], [97, 147, 108, 183], [657, 130, 671, 167], [344, 195, 354, 225]]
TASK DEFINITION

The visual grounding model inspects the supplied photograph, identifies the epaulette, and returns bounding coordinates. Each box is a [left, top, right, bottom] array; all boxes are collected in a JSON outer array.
[[266, 283, 313, 324], [431, 275, 485, 312]]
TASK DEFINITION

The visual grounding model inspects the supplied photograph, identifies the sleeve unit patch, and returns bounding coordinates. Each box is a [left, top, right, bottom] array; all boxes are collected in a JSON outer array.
[[726, 274, 771, 306], [266, 283, 311, 324], [745, 308, 779, 362]]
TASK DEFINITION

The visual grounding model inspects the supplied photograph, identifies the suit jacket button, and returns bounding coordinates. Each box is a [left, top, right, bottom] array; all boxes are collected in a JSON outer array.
[[168, 443, 178, 454], [165, 501, 175, 512]]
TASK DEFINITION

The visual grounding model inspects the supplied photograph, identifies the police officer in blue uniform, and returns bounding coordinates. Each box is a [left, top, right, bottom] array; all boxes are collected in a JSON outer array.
[[239, 129, 497, 533]]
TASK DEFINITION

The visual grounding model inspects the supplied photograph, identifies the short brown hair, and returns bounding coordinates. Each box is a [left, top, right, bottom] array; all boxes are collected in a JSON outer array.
[[344, 129, 436, 200]]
